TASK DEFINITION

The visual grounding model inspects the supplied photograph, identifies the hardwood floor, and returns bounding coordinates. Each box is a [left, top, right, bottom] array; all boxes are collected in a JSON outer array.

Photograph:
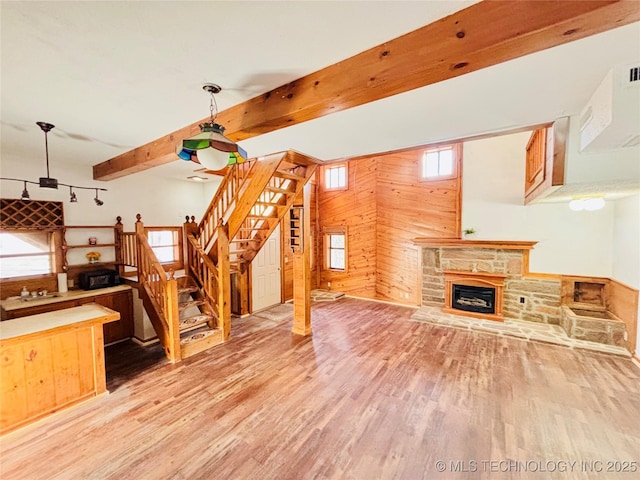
[[1, 298, 639, 479]]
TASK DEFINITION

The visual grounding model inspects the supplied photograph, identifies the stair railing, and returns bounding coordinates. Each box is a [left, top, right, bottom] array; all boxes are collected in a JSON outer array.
[[197, 160, 255, 253], [184, 231, 219, 317], [135, 215, 180, 361]]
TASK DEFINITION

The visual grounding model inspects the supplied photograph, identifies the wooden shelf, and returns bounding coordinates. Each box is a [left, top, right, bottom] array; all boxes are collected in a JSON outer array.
[[67, 261, 118, 269], [66, 244, 116, 249], [412, 238, 537, 250]]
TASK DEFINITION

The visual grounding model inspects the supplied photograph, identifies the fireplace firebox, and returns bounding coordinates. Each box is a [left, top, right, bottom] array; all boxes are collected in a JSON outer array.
[[443, 271, 506, 322], [452, 284, 495, 314]]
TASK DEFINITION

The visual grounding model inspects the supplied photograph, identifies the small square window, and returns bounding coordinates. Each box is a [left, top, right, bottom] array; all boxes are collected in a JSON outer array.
[[325, 164, 347, 190], [421, 146, 457, 180]]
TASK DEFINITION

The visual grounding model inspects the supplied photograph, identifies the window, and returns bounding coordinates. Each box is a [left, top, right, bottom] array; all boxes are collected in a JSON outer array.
[[324, 164, 347, 190], [0, 231, 55, 278], [146, 227, 183, 271], [421, 145, 459, 180], [324, 227, 347, 271]]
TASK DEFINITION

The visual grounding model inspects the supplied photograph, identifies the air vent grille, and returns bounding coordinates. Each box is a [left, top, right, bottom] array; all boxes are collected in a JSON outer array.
[[629, 66, 639, 83]]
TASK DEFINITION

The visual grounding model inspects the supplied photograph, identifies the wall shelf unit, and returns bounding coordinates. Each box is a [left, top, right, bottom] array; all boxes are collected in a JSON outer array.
[[62, 224, 123, 271]]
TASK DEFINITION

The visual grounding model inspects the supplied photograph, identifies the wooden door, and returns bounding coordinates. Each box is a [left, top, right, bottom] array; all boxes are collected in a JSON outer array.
[[251, 224, 282, 312]]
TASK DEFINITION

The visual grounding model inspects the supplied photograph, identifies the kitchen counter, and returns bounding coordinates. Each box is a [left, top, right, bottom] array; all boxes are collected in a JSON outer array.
[[0, 304, 119, 435], [1, 284, 132, 313]]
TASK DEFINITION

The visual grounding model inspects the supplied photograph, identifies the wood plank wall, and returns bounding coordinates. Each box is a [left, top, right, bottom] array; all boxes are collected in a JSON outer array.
[[314, 147, 461, 305], [375, 149, 461, 305], [608, 279, 638, 354], [317, 158, 378, 298]]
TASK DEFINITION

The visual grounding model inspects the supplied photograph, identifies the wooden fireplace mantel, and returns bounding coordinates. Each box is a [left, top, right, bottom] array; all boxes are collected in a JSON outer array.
[[413, 238, 537, 250]]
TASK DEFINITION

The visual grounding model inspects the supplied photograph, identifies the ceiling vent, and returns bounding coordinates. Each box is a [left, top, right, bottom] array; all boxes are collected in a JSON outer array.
[[579, 62, 640, 152]]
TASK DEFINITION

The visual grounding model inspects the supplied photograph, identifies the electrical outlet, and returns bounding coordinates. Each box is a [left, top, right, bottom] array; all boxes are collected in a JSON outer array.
[[327, 281, 331, 288]]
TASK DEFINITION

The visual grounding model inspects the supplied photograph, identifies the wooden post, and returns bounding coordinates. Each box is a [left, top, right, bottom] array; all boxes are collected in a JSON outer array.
[[292, 183, 312, 336], [217, 223, 231, 340], [114, 216, 124, 278], [165, 270, 181, 363], [134, 214, 144, 281], [183, 215, 198, 278]]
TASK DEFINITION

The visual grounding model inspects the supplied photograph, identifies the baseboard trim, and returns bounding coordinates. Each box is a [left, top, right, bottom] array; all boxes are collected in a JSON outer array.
[[344, 294, 419, 309], [131, 336, 159, 347]]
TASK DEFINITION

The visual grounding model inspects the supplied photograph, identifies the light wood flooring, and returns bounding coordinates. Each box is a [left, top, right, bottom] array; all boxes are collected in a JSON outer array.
[[1, 298, 639, 479]]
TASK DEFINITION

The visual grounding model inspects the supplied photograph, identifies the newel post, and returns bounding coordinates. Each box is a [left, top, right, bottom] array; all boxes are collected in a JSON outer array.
[[217, 222, 231, 340], [114, 216, 124, 278], [135, 214, 144, 281], [183, 215, 198, 278]]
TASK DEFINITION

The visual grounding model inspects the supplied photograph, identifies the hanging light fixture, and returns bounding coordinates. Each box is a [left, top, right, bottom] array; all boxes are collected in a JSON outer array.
[[21, 181, 30, 201], [0, 122, 107, 204], [94, 189, 104, 206], [177, 83, 247, 170]]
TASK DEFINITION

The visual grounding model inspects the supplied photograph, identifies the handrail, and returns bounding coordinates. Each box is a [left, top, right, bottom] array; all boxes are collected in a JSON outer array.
[[184, 232, 219, 317], [197, 160, 255, 252], [137, 231, 180, 359]]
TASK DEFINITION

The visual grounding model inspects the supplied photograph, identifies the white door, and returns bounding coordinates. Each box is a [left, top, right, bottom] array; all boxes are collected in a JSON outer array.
[[251, 224, 282, 312]]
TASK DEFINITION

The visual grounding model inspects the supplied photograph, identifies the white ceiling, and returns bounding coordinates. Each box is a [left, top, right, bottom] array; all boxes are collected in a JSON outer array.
[[1, 1, 639, 188]]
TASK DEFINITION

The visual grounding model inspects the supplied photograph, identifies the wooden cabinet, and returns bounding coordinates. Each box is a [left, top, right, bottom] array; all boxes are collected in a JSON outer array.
[[1, 288, 133, 345], [0, 304, 119, 434]]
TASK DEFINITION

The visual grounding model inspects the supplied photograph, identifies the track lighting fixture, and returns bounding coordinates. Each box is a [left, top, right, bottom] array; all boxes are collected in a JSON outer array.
[[0, 122, 108, 204], [21, 181, 30, 201], [94, 189, 104, 206]]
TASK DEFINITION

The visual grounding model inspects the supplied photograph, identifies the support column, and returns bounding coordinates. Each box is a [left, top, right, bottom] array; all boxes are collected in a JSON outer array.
[[292, 183, 312, 336], [217, 223, 231, 340]]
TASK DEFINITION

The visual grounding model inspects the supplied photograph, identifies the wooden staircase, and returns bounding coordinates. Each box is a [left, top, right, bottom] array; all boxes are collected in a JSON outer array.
[[133, 150, 318, 362]]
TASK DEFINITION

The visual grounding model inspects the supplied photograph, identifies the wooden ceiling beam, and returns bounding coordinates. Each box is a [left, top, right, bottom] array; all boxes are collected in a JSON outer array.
[[94, 0, 639, 180]]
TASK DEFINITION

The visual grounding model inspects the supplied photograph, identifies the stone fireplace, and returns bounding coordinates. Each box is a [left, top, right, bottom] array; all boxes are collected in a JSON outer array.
[[414, 239, 563, 325]]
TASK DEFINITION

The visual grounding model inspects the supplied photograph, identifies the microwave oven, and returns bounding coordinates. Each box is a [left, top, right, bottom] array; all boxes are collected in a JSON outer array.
[[78, 269, 120, 290]]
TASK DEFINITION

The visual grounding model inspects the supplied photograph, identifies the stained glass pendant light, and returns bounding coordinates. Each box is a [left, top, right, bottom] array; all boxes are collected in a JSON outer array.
[[178, 83, 247, 170]]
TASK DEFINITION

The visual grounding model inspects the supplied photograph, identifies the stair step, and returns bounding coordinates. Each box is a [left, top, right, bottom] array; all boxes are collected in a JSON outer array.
[[179, 299, 205, 311], [264, 186, 294, 195], [179, 314, 213, 332], [178, 286, 199, 295], [179, 326, 224, 358], [274, 170, 305, 181], [237, 225, 269, 232], [255, 200, 285, 207], [180, 326, 220, 345], [246, 213, 278, 219]]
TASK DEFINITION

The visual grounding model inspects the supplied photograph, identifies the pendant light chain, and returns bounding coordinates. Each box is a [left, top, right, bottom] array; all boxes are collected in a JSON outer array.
[[209, 90, 218, 124]]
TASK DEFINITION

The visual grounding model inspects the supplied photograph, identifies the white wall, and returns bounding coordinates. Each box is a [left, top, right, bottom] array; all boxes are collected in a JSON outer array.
[[1, 156, 211, 229], [462, 132, 614, 277], [611, 194, 640, 355]]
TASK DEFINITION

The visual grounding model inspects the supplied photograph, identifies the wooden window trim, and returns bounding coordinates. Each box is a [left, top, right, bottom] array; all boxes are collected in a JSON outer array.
[[0, 229, 63, 281], [420, 143, 461, 182], [321, 162, 349, 192], [145, 226, 184, 272], [323, 226, 347, 272]]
